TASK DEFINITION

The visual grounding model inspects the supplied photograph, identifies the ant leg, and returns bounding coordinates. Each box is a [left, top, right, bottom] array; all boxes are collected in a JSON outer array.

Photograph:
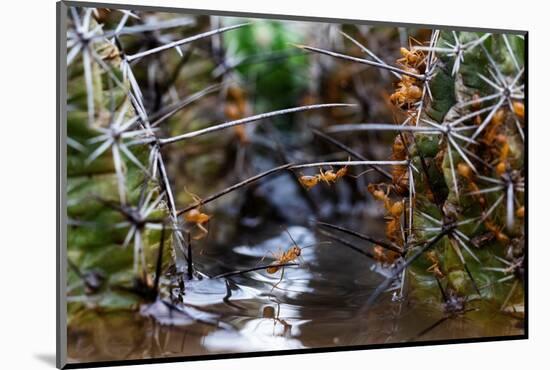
[[329, 166, 337, 183], [184, 186, 203, 205], [273, 303, 281, 336], [318, 169, 327, 185], [271, 267, 285, 292], [284, 229, 299, 247], [349, 168, 374, 179], [205, 220, 212, 243], [255, 250, 275, 268], [193, 224, 208, 240], [256, 255, 267, 267]]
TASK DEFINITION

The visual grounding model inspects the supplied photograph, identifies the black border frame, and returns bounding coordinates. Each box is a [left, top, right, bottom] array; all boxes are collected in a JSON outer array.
[[56, 1, 528, 368]]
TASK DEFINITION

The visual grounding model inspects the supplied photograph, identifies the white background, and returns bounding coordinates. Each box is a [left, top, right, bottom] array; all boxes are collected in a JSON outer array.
[[1, 0, 547, 368]]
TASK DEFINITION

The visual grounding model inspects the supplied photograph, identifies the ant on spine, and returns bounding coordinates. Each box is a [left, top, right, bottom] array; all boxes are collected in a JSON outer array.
[[368, 183, 405, 263], [182, 188, 211, 240], [298, 162, 349, 190]]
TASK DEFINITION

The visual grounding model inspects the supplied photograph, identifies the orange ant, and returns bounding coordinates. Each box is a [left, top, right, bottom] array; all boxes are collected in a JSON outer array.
[[224, 102, 242, 120], [368, 184, 404, 217], [372, 245, 387, 263], [298, 174, 320, 190], [512, 101, 524, 119], [261, 230, 328, 291], [233, 124, 249, 144], [373, 244, 401, 265], [335, 165, 349, 179], [391, 135, 409, 195], [457, 162, 473, 181], [398, 47, 424, 68], [266, 244, 302, 275], [484, 220, 510, 244], [426, 250, 445, 278], [471, 93, 482, 125], [458, 162, 486, 208], [318, 168, 338, 184], [516, 206, 525, 218], [390, 77, 423, 108], [495, 134, 510, 176], [297, 163, 349, 190], [368, 183, 405, 246], [183, 188, 211, 240], [224, 85, 250, 144], [391, 38, 425, 109], [397, 37, 426, 70], [482, 109, 505, 146], [317, 165, 349, 184], [260, 230, 306, 291], [385, 217, 403, 247]]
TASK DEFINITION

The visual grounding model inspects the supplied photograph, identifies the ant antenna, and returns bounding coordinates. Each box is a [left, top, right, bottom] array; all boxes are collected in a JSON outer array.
[[281, 226, 300, 247], [300, 241, 332, 250]]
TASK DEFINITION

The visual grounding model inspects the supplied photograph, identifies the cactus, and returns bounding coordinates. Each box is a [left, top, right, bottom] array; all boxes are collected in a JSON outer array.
[[66, 8, 172, 313], [300, 30, 525, 322], [65, 5, 524, 351], [65, 7, 349, 316]]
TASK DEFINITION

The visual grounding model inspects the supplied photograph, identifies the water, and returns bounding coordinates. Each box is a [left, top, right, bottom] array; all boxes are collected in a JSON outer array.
[[67, 224, 523, 364]]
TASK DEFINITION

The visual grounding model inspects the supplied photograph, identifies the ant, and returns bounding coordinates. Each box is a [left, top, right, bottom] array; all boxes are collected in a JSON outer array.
[[491, 134, 511, 176], [390, 76, 422, 108], [318, 168, 338, 184], [266, 244, 302, 275], [390, 135, 409, 195], [373, 244, 401, 265], [391, 38, 426, 109], [471, 93, 483, 125], [516, 206, 524, 219], [368, 183, 403, 216], [224, 85, 250, 144], [183, 188, 211, 240], [298, 163, 349, 190], [260, 229, 326, 291], [481, 108, 506, 146], [512, 101, 524, 119], [368, 183, 405, 248], [260, 229, 304, 291], [397, 37, 426, 70], [298, 174, 320, 190], [480, 111, 519, 177], [426, 250, 445, 279], [470, 231, 495, 249], [458, 162, 487, 208], [398, 47, 424, 69]]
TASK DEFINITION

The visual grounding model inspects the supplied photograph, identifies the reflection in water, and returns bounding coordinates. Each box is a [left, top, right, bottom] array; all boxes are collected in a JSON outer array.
[[67, 225, 523, 363]]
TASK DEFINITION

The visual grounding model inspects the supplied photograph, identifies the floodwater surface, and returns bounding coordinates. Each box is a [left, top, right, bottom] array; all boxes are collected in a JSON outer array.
[[67, 223, 523, 363]]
